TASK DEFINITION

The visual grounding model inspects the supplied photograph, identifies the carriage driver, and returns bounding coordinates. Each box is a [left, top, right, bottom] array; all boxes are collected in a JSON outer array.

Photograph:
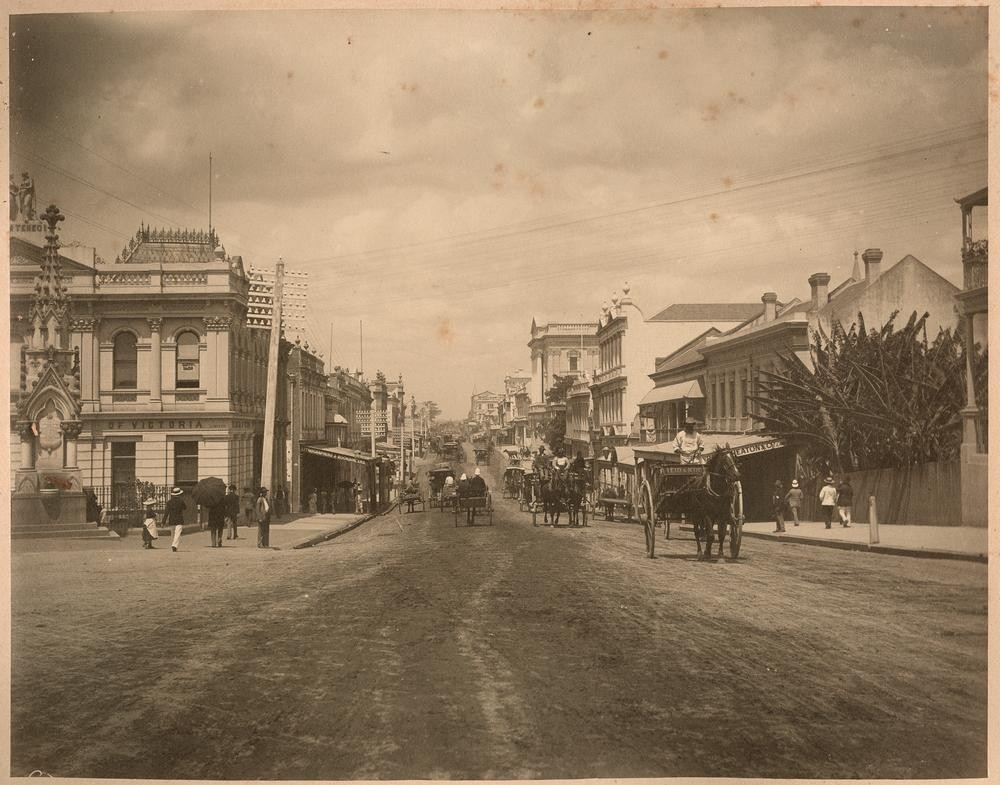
[[551, 448, 570, 476], [674, 418, 706, 464]]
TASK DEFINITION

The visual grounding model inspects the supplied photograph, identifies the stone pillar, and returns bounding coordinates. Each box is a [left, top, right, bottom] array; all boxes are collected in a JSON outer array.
[[147, 318, 162, 407], [62, 421, 82, 468], [17, 421, 35, 470]]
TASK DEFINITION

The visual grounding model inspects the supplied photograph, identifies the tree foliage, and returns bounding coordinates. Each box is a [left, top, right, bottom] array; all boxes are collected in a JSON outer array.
[[422, 400, 442, 421], [545, 374, 576, 405], [750, 311, 988, 472], [542, 412, 566, 453]]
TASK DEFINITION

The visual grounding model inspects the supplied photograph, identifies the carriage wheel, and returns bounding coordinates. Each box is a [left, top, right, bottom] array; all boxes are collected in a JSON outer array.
[[638, 481, 655, 557], [729, 481, 744, 559]]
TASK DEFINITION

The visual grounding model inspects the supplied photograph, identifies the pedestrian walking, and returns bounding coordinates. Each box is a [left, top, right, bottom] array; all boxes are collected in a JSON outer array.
[[320, 488, 330, 514], [224, 484, 240, 540], [140, 498, 159, 549], [785, 479, 803, 526], [819, 476, 838, 529], [207, 501, 226, 547], [165, 486, 186, 551], [255, 487, 272, 548], [241, 487, 255, 526], [836, 476, 854, 527], [307, 488, 318, 514], [274, 486, 286, 520], [353, 480, 363, 514], [771, 480, 786, 533]]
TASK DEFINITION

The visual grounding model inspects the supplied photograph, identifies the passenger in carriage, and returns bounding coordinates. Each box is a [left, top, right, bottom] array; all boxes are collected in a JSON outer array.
[[551, 448, 570, 476], [571, 451, 586, 475], [673, 418, 706, 465], [470, 467, 487, 496]]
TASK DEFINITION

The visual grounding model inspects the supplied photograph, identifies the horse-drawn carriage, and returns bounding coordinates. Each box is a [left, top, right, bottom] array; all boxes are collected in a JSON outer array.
[[502, 464, 525, 499], [635, 447, 744, 560], [454, 489, 494, 526], [428, 464, 457, 510], [474, 447, 490, 466], [441, 440, 463, 462], [527, 467, 589, 528]]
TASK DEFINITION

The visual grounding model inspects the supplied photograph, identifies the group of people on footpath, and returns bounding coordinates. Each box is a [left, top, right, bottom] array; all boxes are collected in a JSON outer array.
[[305, 482, 363, 515], [771, 475, 854, 532], [139, 485, 275, 551]]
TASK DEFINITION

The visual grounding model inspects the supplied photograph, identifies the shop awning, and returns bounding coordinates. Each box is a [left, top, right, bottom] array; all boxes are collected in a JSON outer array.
[[303, 445, 375, 466], [638, 380, 703, 406], [596, 446, 635, 466], [332, 414, 348, 424], [633, 434, 786, 463]]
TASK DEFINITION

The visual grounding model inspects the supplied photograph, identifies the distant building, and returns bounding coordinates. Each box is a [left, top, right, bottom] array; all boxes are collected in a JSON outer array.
[[470, 390, 505, 427], [527, 319, 599, 441]]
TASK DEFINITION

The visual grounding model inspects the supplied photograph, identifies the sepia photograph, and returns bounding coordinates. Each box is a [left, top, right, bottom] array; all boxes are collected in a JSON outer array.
[[6, 3, 990, 780]]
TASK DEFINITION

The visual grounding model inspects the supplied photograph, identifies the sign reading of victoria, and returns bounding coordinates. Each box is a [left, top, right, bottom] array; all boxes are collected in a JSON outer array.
[[103, 419, 205, 430]]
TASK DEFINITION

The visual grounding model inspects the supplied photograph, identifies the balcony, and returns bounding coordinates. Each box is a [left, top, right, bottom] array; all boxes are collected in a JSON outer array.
[[963, 239, 987, 290]]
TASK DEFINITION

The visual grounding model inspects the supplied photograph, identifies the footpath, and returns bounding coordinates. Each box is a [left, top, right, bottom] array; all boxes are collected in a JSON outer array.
[[741, 519, 989, 563]]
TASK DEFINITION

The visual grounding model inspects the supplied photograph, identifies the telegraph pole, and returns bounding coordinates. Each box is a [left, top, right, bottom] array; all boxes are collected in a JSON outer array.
[[398, 375, 405, 485], [260, 258, 284, 492]]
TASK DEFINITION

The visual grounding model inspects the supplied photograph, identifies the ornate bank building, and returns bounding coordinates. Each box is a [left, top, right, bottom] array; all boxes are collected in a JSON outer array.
[[10, 197, 282, 532]]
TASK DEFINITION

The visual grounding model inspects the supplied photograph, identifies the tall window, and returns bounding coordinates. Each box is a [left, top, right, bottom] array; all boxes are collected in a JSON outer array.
[[740, 372, 748, 419], [729, 375, 736, 418], [569, 353, 579, 372], [176, 331, 200, 389], [174, 441, 199, 488], [113, 332, 138, 389]]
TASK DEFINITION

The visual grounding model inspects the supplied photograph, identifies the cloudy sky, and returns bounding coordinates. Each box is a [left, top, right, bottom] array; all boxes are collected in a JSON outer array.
[[9, 6, 987, 418]]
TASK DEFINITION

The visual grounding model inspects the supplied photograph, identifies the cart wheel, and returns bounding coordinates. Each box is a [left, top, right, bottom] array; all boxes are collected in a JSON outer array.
[[730, 517, 743, 558]]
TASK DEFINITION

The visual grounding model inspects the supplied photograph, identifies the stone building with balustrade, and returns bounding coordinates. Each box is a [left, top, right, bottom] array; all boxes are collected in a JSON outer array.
[[526, 318, 599, 442], [10, 222, 290, 519]]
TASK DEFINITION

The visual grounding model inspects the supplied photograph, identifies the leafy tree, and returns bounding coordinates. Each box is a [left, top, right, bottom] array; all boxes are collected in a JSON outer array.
[[423, 401, 442, 421], [750, 310, 988, 473], [545, 374, 575, 405], [543, 412, 566, 453]]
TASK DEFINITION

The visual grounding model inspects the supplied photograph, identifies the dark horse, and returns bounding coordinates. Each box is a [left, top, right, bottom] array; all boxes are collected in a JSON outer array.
[[564, 472, 588, 527], [541, 473, 566, 526], [645, 447, 741, 560]]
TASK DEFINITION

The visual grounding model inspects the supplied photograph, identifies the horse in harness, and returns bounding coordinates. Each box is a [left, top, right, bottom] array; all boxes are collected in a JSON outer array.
[[643, 446, 742, 560]]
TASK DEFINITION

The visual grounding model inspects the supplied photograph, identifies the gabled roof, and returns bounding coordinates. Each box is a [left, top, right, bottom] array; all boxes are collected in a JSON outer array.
[[653, 327, 723, 375], [10, 236, 97, 275], [649, 302, 763, 322]]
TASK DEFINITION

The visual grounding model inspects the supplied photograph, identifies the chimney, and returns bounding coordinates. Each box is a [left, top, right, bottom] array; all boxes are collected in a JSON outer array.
[[808, 273, 831, 310], [761, 291, 778, 322], [862, 248, 883, 283]]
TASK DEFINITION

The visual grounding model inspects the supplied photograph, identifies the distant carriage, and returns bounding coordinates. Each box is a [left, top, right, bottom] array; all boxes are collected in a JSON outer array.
[[428, 464, 457, 510], [502, 464, 525, 499], [454, 487, 494, 527], [474, 447, 490, 466], [529, 468, 588, 528]]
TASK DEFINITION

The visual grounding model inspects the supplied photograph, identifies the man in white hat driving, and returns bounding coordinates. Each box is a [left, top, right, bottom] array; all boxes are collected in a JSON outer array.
[[673, 418, 705, 464]]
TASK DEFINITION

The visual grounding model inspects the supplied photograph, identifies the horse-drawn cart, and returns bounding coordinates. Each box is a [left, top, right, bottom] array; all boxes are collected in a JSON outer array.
[[502, 464, 525, 498], [474, 447, 490, 466], [635, 448, 744, 560], [454, 492, 494, 526]]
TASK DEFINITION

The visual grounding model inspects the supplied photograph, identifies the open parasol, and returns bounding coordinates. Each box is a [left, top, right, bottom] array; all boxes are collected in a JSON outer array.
[[191, 476, 226, 508]]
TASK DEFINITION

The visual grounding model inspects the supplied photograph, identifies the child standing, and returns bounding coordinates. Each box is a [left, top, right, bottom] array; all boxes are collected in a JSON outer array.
[[141, 498, 159, 549], [819, 476, 838, 530]]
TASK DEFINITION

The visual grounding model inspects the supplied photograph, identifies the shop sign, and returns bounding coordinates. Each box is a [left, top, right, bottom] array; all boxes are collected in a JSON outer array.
[[730, 438, 785, 458]]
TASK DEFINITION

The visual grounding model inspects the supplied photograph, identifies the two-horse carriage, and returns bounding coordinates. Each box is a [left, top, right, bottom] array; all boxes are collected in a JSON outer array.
[[635, 446, 744, 560], [527, 466, 589, 528]]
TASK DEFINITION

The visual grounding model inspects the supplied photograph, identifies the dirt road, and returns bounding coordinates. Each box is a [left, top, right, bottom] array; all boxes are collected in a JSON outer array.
[[11, 460, 987, 779]]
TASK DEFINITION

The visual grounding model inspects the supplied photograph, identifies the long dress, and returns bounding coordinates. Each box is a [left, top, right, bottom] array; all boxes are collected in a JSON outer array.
[[143, 514, 159, 540]]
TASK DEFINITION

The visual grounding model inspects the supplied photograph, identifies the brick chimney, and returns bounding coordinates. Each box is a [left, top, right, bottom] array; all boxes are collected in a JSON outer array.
[[761, 291, 778, 322], [862, 248, 883, 283], [808, 273, 831, 310]]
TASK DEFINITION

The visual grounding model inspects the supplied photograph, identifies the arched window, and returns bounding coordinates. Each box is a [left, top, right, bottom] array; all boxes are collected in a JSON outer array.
[[176, 331, 200, 389], [113, 332, 137, 389]]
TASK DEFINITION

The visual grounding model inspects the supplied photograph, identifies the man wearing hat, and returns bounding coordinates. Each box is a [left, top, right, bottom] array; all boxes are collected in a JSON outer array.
[[771, 480, 786, 533], [818, 476, 839, 530], [225, 484, 241, 540], [673, 418, 705, 464], [784, 479, 804, 526], [164, 487, 187, 552], [255, 487, 272, 548]]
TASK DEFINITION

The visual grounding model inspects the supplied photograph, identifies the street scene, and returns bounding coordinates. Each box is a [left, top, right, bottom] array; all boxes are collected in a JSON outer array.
[[7, 5, 990, 781]]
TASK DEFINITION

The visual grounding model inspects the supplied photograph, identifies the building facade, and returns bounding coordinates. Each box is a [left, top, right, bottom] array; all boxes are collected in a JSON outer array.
[[469, 390, 505, 427], [590, 285, 761, 453], [10, 221, 287, 523], [527, 319, 598, 440]]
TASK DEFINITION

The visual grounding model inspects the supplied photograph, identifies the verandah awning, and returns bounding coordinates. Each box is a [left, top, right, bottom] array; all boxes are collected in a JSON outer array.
[[633, 434, 786, 463], [638, 380, 703, 406], [302, 445, 375, 466]]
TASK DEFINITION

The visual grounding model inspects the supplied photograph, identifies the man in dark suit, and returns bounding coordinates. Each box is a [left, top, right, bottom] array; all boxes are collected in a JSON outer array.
[[225, 484, 241, 540]]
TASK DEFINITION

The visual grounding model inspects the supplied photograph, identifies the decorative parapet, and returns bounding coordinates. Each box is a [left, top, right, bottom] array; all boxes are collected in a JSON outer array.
[[164, 272, 208, 286], [96, 271, 151, 287], [963, 239, 988, 290]]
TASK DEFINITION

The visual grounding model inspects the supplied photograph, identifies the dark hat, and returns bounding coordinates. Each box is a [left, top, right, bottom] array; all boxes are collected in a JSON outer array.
[[228, 484, 237, 491], [259, 487, 269, 495], [684, 417, 698, 427]]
